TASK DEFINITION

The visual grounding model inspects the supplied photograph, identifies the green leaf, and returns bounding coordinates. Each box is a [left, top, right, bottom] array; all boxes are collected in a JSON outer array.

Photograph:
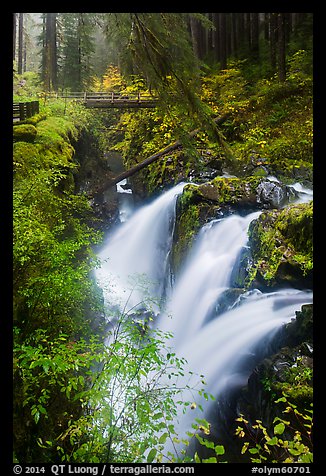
[[289, 448, 302, 456], [38, 405, 47, 415], [34, 411, 40, 424], [42, 363, 50, 374], [249, 448, 259, 454], [275, 396, 287, 403], [241, 442, 249, 454], [152, 412, 163, 420], [202, 457, 217, 463], [266, 436, 278, 446], [195, 434, 214, 449], [214, 445, 225, 455], [274, 422, 285, 435], [147, 448, 157, 463], [159, 433, 169, 444]]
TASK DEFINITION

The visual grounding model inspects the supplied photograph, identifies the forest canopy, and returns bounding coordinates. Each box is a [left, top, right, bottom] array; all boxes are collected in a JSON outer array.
[[14, 13, 312, 92]]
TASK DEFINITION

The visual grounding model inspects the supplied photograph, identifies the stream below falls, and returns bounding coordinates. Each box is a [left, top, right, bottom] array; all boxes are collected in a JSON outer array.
[[94, 177, 313, 462]]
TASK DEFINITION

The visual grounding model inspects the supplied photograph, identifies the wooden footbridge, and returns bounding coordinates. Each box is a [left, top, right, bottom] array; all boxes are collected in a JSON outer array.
[[13, 100, 40, 122], [56, 91, 158, 108]]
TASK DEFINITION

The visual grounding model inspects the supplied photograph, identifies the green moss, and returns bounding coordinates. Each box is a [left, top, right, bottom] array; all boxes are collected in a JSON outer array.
[[13, 124, 38, 143], [187, 176, 262, 206], [35, 116, 78, 146], [276, 383, 313, 405], [13, 142, 42, 173], [19, 112, 47, 126], [248, 201, 313, 286], [171, 188, 201, 273], [272, 356, 313, 406], [13, 115, 79, 180]]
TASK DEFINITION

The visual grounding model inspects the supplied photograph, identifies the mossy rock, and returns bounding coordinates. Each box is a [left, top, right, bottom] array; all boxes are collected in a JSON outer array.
[[171, 176, 298, 274], [184, 176, 260, 206], [258, 346, 313, 410], [171, 200, 201, 273], [182, 176, 296, 210], [248, 201, 313, 288], [13, 124, 37, 143]]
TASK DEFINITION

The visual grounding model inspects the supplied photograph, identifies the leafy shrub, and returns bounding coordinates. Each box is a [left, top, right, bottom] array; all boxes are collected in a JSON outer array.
[[14, 316, 212, 464], [236, 396, 313, 463]]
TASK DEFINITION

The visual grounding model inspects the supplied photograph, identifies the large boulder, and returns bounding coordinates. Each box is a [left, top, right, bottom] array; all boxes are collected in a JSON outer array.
[[183, 176, 297, 210], [170, 176, 299, 274], [248, 201, 313, 289]]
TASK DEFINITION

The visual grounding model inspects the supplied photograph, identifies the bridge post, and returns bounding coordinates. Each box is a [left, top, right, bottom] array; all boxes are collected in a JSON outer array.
[[19, 103, 26, 121], [26, 102, 32, 118]]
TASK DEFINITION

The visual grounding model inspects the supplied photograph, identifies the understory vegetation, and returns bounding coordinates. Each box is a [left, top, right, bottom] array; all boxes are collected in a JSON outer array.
[[111, 50, 312, 196], [13, 13, 313, 465]]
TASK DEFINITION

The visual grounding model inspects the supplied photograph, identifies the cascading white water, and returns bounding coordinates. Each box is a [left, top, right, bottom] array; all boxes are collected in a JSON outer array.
[[160, 287, 312, 456], [95, 182, 186, 311], [159, 211, 261, 342], [95, 179, 312, 459], [155, 208, 312, 454]]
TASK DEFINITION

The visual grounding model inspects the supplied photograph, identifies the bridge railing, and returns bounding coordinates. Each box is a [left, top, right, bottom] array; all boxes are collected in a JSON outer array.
[[55, 91, 156, 101], [13, 100, 40, 122]]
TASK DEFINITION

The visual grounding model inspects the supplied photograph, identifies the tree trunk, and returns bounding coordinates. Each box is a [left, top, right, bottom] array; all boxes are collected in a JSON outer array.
[[78, 14, 82, 89], [237, 13, 245, 56], [219, 13, 227, 69], [190, 16, 200, 59], [212, 13, 220, 61], [270, 12, 277, 73], [13, 13, 16, 63], [277, 13, 286, 82], [264, 13, 270, 41], [250, 12, 259, 60], [18, 13, 23, 74], [245, 13, 251, 50], [207, 13, 213, 55], [45, 13, 57, 91], [23, 38, 27, 72], [231, 13, 237, 58], [50, 13, 58, 90]]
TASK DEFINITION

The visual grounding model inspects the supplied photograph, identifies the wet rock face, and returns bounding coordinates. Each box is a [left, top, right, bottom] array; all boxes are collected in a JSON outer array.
[[256, 180, 297, 208], [171, 175, 303, 276], [248, 202, 313, 289], [234, 304, 313, 436], [182, 176, 298, 212]]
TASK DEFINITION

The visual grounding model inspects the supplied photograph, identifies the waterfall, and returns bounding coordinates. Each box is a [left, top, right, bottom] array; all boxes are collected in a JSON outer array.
[[95, 182, 186, 312], [155, 208, 312, 455], [159, 211, 261, 342], [95, 180, 312, 459]]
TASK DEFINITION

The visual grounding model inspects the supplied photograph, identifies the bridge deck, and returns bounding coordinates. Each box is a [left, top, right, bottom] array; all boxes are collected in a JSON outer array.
[[56, 91, 158, 108]]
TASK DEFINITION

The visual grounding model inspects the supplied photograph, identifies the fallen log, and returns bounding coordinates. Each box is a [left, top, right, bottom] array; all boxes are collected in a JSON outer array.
[[92, 113, 231, 196]]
